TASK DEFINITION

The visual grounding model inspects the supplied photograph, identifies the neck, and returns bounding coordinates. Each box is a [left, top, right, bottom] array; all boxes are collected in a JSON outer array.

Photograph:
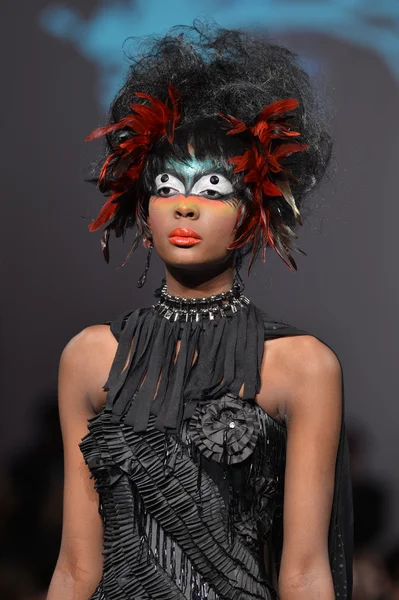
[[164, 264, 235, 299]]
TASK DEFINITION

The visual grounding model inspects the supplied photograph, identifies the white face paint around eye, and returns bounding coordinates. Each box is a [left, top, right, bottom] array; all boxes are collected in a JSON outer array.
[[190, 174, 234, 198], [155, 173, 185, 196]]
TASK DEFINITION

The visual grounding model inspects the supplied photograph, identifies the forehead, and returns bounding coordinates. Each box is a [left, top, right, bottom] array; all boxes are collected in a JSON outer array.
[[161, 156, 230, 179]]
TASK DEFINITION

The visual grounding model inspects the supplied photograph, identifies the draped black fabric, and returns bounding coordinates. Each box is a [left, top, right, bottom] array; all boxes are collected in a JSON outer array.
[[80, 300, 353, 599]]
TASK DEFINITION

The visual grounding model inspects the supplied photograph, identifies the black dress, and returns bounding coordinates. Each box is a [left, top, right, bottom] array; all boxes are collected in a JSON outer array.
[[79, 289, 353, 599]]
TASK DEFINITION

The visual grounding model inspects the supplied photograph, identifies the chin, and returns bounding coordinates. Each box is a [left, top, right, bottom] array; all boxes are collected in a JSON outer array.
[[165, 252, 232, 272], [166, 256, 209, 271]]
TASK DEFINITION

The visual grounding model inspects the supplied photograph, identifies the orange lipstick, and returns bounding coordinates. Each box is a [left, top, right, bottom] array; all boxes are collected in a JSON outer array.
[[168, 227, 202, 247]]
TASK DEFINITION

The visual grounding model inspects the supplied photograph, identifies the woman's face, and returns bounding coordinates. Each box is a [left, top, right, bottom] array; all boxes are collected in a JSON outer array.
[[147, 156, 240, 271]]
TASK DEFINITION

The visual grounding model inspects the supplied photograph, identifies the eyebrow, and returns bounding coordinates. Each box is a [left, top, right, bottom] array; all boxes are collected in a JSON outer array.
[[158, 161, 233, 185]]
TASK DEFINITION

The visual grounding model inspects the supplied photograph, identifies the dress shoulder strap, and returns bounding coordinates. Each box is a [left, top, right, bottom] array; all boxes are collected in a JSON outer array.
[[261, 310, 344, 373], [261, 309, 310, 340], [103, 310, 133, 342]]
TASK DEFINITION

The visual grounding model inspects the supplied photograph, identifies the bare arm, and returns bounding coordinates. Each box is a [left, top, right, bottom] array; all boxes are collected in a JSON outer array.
[[276, 336, 342, 600], [47, 325, 117, 600]]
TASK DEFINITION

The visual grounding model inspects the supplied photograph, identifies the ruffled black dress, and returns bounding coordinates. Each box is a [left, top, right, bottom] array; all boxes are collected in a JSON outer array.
[[80, 288, 353, 599]]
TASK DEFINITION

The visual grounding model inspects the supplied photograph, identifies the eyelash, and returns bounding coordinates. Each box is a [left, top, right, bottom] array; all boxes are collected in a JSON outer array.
[[157, 187, 176, 197], [156, 187, 225, 199]]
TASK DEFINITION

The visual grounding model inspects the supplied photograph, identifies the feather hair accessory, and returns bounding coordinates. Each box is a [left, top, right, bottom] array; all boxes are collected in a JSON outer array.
[[220, 99, 309, 271], [85, 83, 181, 260]]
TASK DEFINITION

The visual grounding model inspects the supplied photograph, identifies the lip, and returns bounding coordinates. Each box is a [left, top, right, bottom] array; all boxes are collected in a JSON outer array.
[[169, 236, 201, 247], [168, 228, 202, 239]]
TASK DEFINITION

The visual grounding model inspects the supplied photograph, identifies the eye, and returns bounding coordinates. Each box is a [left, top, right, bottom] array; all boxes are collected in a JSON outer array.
[[190, 174, 234, 199], [157, 187, 177, 197], [154, 173, 185, 197]]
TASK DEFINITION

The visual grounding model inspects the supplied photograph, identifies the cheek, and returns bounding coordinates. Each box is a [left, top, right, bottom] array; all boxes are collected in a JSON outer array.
[[147, 197, 171, 232], [199, 199, 240, 236], [148, 195, 239, 237], [206, 208, 238, 235]]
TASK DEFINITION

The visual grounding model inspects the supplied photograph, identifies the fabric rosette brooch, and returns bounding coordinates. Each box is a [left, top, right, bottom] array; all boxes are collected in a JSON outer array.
[[188, 396, 260, 465]]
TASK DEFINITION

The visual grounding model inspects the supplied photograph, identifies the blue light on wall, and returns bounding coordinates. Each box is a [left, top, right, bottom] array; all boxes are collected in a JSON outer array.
[[39, 0, 399, 108]]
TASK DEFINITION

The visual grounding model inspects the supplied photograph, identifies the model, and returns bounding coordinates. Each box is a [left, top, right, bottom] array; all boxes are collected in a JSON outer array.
[[47, 22, 353, 600]]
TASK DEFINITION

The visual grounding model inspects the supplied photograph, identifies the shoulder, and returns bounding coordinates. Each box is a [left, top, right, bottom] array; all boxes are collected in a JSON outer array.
[[269, 333, 341, 379], [61, 323, 117, 366], [284, 335, 342, 422], [261, 308, 341, 376], [261, 333, 342, 422], [265, 334, 341, 378], [60, 324, 118, 412]]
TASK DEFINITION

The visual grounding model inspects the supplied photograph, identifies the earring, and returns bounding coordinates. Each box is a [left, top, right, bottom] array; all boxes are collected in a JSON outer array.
[[137, 239, 153, 288], [233, 250, 245, 293]]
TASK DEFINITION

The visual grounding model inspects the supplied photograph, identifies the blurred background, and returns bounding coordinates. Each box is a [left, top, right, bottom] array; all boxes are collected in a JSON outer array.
[[1, 1, 399, 598]]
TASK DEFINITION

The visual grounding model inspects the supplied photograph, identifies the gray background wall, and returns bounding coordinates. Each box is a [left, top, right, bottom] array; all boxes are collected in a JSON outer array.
[[2, 0, 398, 550]]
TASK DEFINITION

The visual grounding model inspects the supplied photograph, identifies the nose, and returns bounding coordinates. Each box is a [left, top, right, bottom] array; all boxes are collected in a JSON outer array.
[[173, 196, 200, 220]]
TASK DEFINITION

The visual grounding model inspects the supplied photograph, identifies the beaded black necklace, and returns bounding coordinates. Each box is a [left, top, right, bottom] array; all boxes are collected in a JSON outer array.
[[152, 283, 250, 322]]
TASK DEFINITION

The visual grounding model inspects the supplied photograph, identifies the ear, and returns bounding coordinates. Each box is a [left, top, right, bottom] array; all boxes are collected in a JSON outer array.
[[144, 213, 153, 237]]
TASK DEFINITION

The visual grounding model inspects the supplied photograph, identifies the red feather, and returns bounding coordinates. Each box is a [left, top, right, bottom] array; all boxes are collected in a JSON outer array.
[[272, 143, 309, 160], [223, 97, 309, 269], [254, 98, 299, 124], [86, 84, 182, 232], [98, 152, 119, 184], [261, 180, 283, 197], [88, 191, 124, 232], [165, 83, 182, 142], [219, 113, 248, 135]]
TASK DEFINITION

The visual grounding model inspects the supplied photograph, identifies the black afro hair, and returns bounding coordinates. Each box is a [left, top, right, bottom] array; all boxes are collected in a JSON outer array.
[[88, 20, 332, 269]]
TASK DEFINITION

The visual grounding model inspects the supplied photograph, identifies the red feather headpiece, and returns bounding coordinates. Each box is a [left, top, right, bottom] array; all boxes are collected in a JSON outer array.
[[85, 83, 181, 234], [86, 87, 307, 272], [220, 98, 309, 271]]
